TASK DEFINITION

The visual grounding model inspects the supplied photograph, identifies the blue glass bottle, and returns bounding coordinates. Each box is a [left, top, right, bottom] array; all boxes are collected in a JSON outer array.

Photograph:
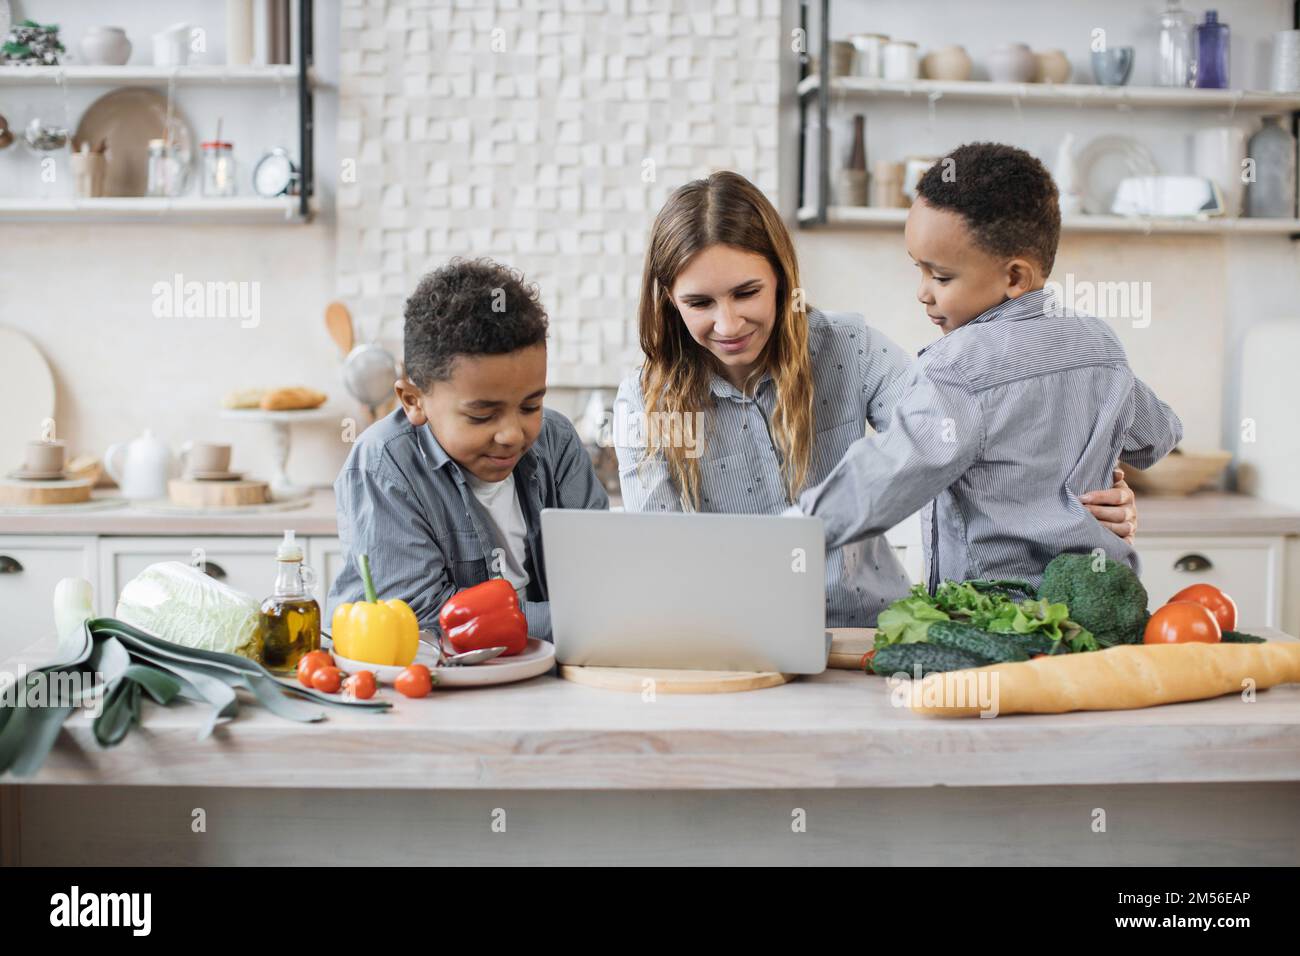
[[1195, 10, 1229, 89]]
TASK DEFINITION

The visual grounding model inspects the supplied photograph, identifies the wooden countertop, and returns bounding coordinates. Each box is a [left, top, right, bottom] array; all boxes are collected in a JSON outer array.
[[19, 628, 1300, 791], [2, 488, 1299, 537]]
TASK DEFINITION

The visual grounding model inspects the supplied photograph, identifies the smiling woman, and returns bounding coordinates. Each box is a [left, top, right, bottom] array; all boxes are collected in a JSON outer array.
[[615, 171, 1138, 627]]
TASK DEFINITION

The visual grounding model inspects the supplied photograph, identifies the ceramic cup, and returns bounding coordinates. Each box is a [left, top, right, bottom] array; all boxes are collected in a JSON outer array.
[[871, 160, 907, 207], [850, 33, 888, 78], [1092, 47, 1135, 86], [883, 40, 920, 81], [182, 441, 232, 475], [153, 24, 192, 67], [25, 440, 66, 475]]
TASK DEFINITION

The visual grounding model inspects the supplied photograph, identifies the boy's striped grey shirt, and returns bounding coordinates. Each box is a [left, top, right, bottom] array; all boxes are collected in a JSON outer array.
[[616, 309, 917, 627], [796, 289, 1183, 590]]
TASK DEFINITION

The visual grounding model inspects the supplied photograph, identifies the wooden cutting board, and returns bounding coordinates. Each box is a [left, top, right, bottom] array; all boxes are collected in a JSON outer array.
[[558, 628, 878, 692], [0, 477, 92, 506], [559, 665, 793, 694], [168, 478, 270, 508], [828, 627, 876, 670]]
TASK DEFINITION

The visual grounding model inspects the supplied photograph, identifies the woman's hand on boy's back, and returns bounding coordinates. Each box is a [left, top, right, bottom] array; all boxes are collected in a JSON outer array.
[[1080, 467, 1138, 544]]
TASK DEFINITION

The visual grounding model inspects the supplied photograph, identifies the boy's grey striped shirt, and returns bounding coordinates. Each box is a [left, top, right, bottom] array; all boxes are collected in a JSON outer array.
[[795, 289, 1183, 590], [328, 406, 609, 639], [616, 309, 916, 627]]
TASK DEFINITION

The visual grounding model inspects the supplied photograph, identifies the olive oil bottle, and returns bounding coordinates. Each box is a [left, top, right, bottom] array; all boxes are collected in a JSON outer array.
[[259, 530, 321, 673]]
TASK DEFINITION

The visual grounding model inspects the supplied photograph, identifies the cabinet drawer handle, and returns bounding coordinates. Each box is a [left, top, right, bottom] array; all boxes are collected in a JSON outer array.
[[1174, 553, 1213, 573], [200, 560, 228, 581], [0, 555, 23, 574]]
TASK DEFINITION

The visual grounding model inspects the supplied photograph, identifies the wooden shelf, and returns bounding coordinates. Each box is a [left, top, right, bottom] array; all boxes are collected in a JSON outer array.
[[797, 75, 1300, 112], [0, 64, 319, 88], [797, 205, 1300, 236], [0, 197, 315, 224]]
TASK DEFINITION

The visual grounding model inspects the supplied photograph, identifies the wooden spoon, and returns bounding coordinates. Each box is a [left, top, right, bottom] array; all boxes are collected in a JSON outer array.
[[324, 301, 354, 357]]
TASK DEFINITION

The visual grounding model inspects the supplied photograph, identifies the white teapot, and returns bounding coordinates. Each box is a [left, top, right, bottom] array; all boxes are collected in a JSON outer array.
[[103, 429, 178, 499]]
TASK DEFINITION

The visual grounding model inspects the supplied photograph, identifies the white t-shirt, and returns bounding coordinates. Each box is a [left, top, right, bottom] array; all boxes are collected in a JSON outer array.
[[463, 471, 530, 602]]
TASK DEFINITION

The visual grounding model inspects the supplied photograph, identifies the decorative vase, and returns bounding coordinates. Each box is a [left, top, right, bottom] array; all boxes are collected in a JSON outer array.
[[922, 45, 972, 81], [79, 26, 131, 66], [1034, 49, 1071, 83], [987, 42, 1037, 83]]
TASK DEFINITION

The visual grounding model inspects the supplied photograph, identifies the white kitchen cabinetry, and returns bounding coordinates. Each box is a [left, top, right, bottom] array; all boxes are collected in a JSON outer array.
[[0, 536, 97, 664], [98, 537, 285, 615], [306, 536, 344, 607], [1136, 535, 1284, 629]]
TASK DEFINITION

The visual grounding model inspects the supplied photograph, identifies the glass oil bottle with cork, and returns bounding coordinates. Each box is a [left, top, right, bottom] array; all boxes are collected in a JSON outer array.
[[259, 530, 321, 672]]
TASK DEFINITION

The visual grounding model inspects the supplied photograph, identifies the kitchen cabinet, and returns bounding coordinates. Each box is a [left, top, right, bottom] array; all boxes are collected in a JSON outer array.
[[98, 536, 285, 615], [1136, 535, 1284, 629], [0, 536, 97, 665], [306, 536, 344, 605]]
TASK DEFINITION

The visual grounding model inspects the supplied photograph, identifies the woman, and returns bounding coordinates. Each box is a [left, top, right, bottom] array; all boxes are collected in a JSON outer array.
[[614, 170, 1136, 626]]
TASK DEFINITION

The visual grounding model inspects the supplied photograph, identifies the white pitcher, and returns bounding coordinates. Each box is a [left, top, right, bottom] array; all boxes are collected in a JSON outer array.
[[103, 429, 178, 499]]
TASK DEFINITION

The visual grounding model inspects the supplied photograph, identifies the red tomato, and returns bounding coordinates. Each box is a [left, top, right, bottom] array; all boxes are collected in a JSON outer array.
[[395, 664, 433, 699], [297, 650, 334, 687], [1168, 583, 1237, 633], [1144, 601, 1222, 645], [310, 665, 344, 694], [343, 670, 377, 700]]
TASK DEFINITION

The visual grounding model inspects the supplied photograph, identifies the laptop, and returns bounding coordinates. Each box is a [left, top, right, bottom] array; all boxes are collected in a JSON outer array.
[[541, 509, 829, 674]]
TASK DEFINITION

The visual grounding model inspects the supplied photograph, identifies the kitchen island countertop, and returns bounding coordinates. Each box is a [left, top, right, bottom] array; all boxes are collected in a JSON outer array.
[[16, 628, 1300, 792]]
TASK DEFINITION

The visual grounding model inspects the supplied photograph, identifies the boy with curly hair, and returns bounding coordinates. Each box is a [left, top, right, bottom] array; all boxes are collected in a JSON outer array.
[[788, 142, 1183, 589], [328, 258, 608, 638]]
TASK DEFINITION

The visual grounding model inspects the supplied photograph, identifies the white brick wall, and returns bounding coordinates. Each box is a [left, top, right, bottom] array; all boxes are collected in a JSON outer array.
[[337, 0, 782, 387]]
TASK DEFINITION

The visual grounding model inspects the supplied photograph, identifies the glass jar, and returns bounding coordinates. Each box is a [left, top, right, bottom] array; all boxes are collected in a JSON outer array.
[[258, 530, 321, 673], [201, 140, 236, 197], [145, 138, 189, 197]]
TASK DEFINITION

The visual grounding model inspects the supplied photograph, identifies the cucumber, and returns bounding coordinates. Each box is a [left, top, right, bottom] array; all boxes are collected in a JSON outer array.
[[999, 632, 1057, 656], [926, 620, 1030, 664], [1222, 630, 1265, 644], [871, 642, 984, 677]]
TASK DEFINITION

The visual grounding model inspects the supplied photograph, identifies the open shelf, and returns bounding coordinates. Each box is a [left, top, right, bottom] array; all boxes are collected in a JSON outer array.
[[797, 75, 1300, 112], [0, 64, 321, 88], [796, 205, 1300, 236], [0, 196, 315, 224]]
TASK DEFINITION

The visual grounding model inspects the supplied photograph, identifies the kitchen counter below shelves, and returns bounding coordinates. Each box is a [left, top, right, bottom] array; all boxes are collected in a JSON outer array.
[[2, 489, 1296, 537], [16, 628, 1300, 792], [0, 488, 339, 535], [1135, 492, 1300, 535]]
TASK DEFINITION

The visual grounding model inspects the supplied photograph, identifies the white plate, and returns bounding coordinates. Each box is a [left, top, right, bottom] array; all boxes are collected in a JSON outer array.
[[1075, 135, 1159, 215], [325, 636, 555, 689], [0, 328, 55, 483]]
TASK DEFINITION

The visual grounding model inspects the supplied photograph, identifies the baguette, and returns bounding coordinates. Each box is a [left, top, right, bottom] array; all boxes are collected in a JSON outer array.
[[904, 641, 1300, 718], [259, 386, 327, 411]]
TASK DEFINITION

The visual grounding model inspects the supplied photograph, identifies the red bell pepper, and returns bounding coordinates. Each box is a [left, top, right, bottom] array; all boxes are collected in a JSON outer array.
[[437, 578, 528, 657]]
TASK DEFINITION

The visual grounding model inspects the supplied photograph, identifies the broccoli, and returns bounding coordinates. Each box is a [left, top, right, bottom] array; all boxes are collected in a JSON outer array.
[[1039, 552, 1149, 647]]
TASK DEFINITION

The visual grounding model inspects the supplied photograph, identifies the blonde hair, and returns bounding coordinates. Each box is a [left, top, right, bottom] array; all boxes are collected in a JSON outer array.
[[637, 170, 814, 509]]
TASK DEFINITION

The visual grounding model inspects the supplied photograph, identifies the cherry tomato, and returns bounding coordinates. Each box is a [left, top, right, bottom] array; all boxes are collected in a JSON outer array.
[[297, 649, 334, 687], [1168, 583, 1237, 633], [311, 665, 344, 694], [395, 664, 433, 698], [1144, 601, 1222, 645], [343, 670, 377, 700]]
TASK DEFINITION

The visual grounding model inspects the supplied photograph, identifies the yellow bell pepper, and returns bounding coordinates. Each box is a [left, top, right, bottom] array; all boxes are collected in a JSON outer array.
[[330, 554, 419, 666]]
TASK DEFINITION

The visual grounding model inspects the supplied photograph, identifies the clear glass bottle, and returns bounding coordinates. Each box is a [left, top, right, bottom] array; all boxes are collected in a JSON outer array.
[[258, 530, 321, 673], [1156, 1, 1195, 87], [1194, 10, 1230, 89]]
